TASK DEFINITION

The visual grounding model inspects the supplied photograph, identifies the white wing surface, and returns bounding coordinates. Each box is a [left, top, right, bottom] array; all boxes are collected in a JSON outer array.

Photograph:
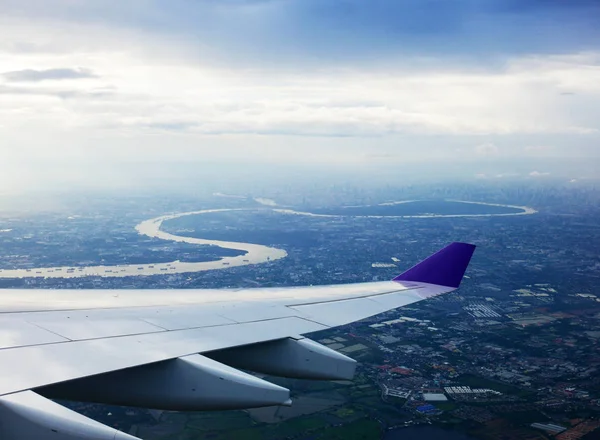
[[0, 242, 475, 440]]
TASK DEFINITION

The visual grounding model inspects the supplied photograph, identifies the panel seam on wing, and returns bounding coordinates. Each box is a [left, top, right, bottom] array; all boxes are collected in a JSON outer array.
[[25, 321, 74, 342], [138, 319, 171, 331], [284, 286, 421, 307], [0, 316, 313, 351], [0, 299, 259, 315]]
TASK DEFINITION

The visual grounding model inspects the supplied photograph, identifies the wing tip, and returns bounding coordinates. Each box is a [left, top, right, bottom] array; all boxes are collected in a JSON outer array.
[[392, 242, 476, 288]]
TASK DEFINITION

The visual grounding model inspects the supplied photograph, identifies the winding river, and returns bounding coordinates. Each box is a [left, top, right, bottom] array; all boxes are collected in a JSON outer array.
[[0, 209, 288, 279], [0, 201, 536, 279]]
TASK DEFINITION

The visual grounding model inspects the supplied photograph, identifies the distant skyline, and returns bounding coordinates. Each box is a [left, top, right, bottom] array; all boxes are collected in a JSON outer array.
[[0, 0, 599, 192]]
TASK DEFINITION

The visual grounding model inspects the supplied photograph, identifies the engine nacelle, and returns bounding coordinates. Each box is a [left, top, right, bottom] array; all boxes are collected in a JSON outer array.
[[0, 391, 139, 440], [39, 354, 291, 411], [206, 337, 357, 380]]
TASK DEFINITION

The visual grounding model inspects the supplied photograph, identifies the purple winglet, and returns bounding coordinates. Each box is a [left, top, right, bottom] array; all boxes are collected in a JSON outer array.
[[393, 242, 476, 288]]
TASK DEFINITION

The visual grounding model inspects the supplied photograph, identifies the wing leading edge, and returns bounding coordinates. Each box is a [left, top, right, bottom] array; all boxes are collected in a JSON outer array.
[[0, 242, 475, 440]]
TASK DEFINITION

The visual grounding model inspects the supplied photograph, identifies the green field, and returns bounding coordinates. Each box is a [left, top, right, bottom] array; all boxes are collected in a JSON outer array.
[[315, 418, 381, 439], [434, 402, 459, 411], [263, 416, 329, 438], [185, 412, 255, 431], [332, 407, 357, 418], [186, 415, 329, 440]]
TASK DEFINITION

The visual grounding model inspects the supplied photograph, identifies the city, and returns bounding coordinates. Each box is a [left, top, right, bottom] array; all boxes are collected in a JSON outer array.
[[1, 180, 599, 439]]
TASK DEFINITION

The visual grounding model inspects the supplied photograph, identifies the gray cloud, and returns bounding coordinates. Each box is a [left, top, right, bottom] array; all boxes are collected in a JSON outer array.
[[144, 122, 197, 131], [0, 85, 113, 100], [1, 68, 97, 82]]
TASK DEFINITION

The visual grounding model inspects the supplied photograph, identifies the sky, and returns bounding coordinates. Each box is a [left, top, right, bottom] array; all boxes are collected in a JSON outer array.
[[0, 0, 599, 192]]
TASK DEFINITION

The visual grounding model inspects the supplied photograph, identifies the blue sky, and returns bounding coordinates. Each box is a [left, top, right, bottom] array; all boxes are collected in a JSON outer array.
[[0, 0, 598, 191]]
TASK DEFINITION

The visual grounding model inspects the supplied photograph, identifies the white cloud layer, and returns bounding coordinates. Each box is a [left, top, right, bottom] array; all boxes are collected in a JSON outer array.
[[0, 8, 599, 191]]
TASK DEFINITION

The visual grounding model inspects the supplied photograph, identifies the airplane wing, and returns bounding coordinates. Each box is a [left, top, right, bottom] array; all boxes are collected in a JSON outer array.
[[0, 242, 475, 440]]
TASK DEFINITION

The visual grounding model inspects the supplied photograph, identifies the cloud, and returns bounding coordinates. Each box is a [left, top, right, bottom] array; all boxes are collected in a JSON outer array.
[[1, 68, 98, 82], [529, 171, 550, 177], [108, 93, 598, 137], [0, 84, 111, 99], [475, 143, 499, 156], [524, 145, 554, 155], [0, 0, 598, 192], [143, 122, 196, 131], [474, 172, 520, 179], [0, 49, 597, 143], [0, 43, 597, 142]]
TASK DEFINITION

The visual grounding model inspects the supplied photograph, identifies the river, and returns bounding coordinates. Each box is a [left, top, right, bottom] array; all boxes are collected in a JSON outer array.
[[0, 208, 287, 279], [0, 200, 536, 279]]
